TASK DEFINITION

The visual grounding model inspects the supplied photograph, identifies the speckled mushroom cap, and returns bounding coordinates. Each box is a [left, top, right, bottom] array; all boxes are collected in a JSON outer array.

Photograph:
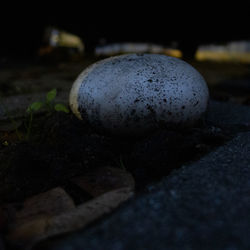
[[69, 54, 209, 135]]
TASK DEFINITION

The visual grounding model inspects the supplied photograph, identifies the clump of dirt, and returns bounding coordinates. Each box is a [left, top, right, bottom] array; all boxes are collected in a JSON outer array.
[[0, 111, 231, 205]]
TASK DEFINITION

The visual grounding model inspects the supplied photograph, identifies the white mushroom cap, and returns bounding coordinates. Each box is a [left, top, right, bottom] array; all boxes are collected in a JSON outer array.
[[69, 54, 209, 135]]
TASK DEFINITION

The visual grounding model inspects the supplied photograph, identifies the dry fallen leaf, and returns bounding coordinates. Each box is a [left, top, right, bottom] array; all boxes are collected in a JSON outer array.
[[6, 187, 134, 250]]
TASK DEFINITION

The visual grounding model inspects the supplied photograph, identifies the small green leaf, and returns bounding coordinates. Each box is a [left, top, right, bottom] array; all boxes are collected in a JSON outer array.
[[46, 89, 57, 103], [54, 103, 69, 113], [26, 102, 44, 113]]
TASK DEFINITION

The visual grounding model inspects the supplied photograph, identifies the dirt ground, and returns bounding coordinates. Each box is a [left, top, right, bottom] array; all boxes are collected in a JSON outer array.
[[0, 56, 250, 205]]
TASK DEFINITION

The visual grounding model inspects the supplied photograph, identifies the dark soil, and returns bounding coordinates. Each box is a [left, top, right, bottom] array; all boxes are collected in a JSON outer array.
[[0, 110, 231, 205]]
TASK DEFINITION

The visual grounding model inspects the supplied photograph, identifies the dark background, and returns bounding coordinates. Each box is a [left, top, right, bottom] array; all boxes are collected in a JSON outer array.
[[0, 4, 249, 61]]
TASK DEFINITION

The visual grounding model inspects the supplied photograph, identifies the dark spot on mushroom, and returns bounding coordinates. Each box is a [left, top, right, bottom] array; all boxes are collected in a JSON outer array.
[[134, 99, 139, 103], [148, 79, 153, 83], [193, 101, 199, 107], [182, 105, 185, 109], [163, 98, 167, 103], [147, 105, 155, 114]]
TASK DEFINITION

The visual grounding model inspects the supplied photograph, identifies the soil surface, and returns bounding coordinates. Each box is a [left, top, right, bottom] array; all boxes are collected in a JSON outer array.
[[0, 111, 232, 205]]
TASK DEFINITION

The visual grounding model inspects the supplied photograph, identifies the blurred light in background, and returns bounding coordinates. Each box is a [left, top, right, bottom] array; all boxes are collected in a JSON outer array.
[[95, 43, 182, 58], [39, 27, 84, 58], [196, 40, 250, 63]]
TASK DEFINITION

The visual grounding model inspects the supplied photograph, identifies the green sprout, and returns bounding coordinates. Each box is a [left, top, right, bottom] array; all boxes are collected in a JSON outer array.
[[25, 88, 69, 140], [0, 89, 69, 142], [27, 88, 69, 113]]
